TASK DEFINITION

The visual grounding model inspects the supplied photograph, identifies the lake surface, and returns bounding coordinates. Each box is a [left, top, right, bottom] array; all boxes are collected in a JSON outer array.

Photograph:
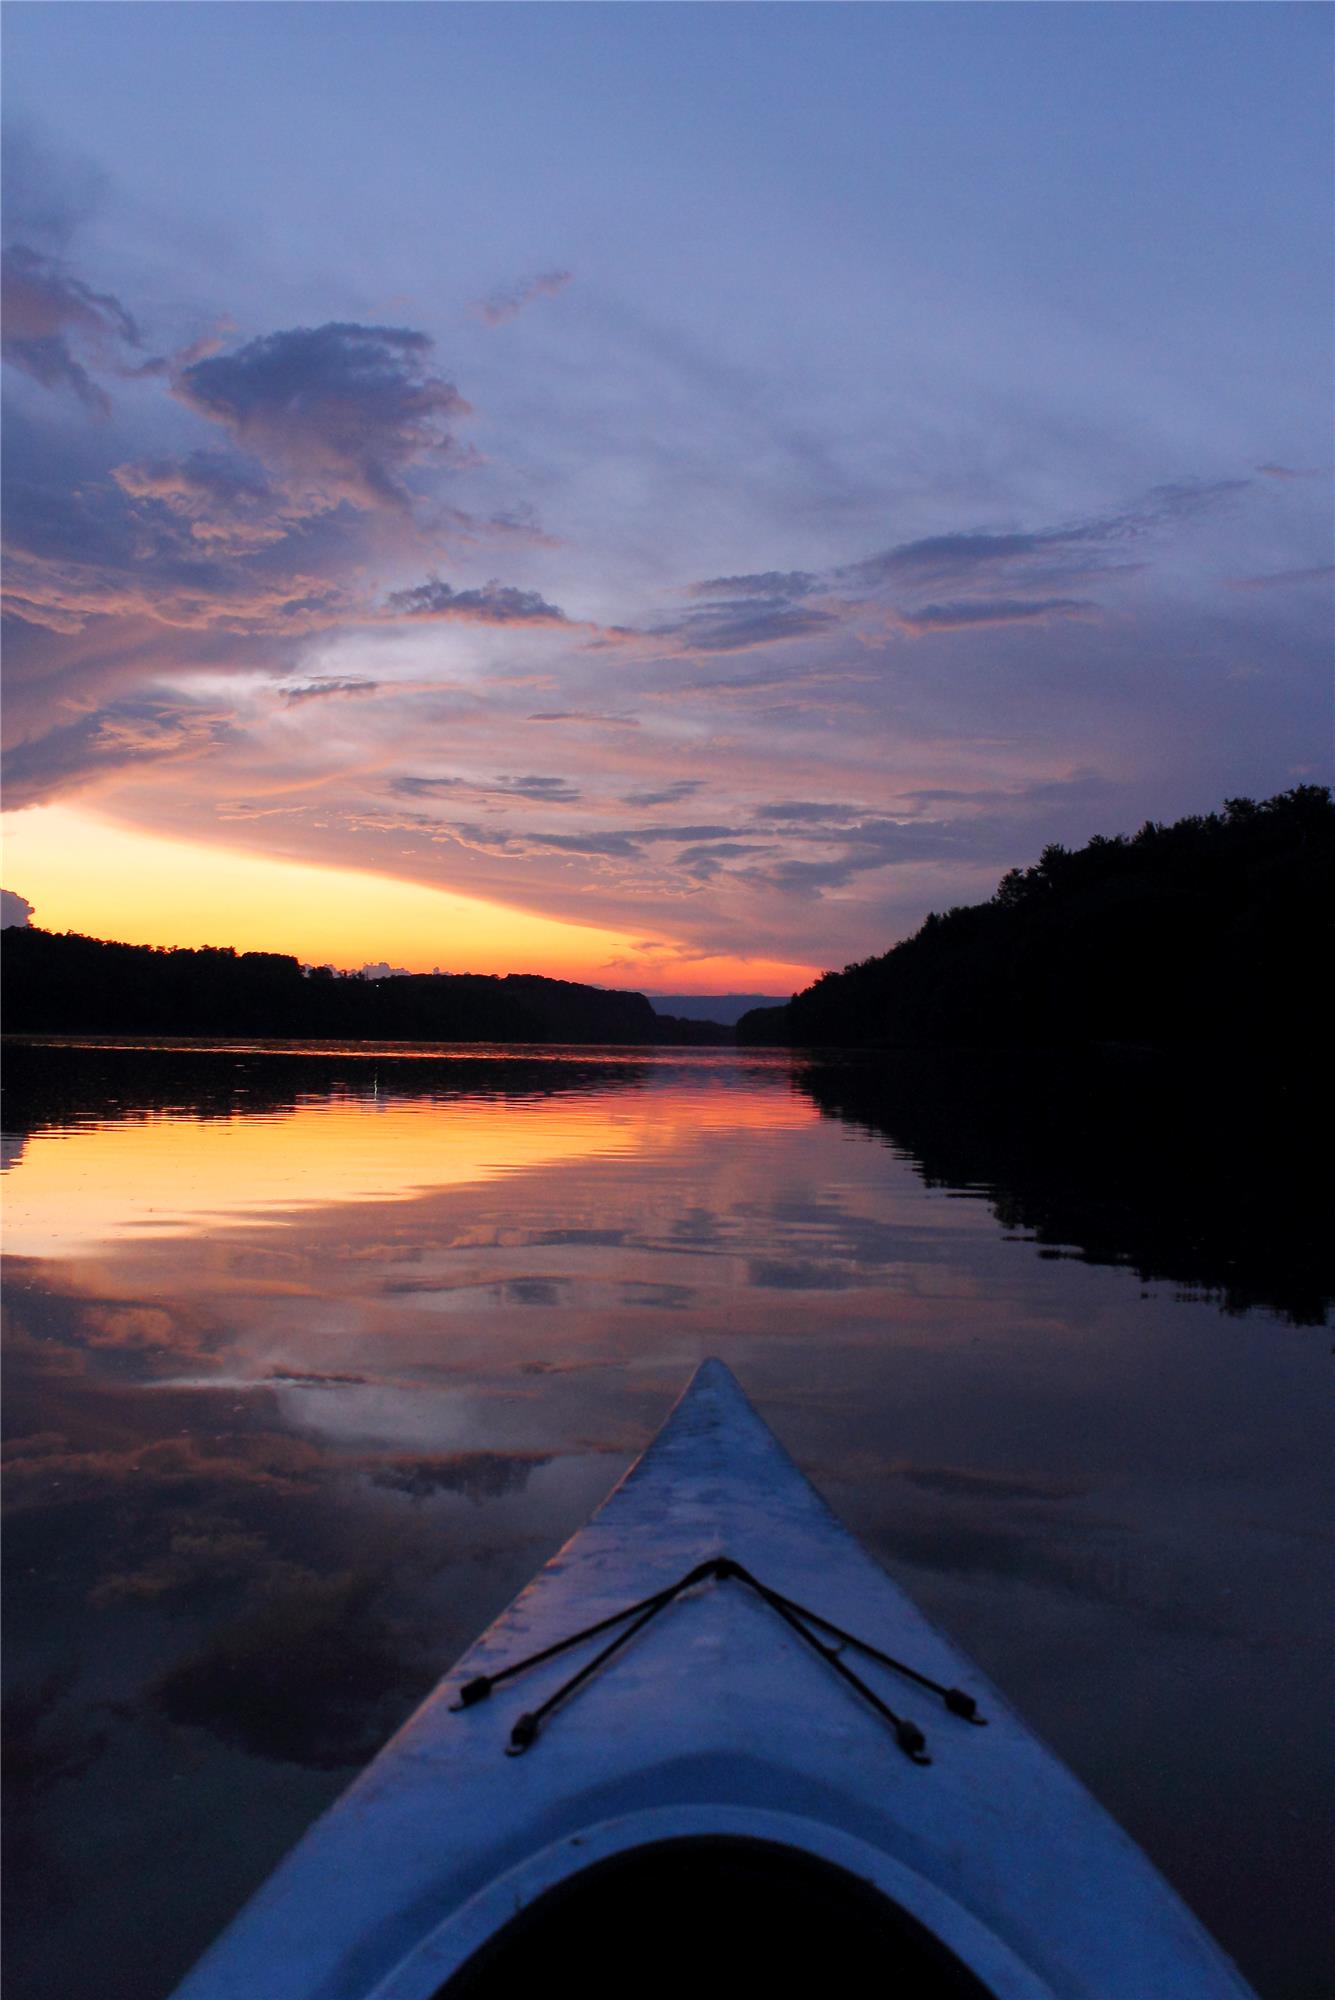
[[3, 1039, 1331, 2000]]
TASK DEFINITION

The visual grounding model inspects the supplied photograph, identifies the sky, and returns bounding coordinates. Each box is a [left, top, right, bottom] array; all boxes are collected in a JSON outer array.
[[2, 3, 1331, 993]]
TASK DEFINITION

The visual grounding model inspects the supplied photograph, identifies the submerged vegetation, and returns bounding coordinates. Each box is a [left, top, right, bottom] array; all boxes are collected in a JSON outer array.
[[739, 787, 1333, 1049]]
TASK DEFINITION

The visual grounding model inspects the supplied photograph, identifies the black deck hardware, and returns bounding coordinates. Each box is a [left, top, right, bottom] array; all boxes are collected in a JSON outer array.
[[448, 1554, 986, 1761]]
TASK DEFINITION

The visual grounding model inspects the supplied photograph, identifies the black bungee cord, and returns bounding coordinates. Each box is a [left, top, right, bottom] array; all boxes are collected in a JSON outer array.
[[450, 1554, 986, 1762]]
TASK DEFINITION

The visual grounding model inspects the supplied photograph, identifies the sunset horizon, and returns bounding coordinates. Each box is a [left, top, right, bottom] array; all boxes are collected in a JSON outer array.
[[3, 7, 1329, 990], [0, 800, 817, 993]]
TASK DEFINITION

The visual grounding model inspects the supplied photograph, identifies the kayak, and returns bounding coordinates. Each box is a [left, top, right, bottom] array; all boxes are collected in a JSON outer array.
[[172, 1358, 1256, 2000]]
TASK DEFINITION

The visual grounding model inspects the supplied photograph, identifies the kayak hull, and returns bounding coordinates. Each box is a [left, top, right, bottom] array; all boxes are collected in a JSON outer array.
[[172, 1359, 1256, 2000]]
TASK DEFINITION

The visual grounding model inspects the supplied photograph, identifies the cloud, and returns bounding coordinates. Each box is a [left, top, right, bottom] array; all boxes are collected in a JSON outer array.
[[152, 1570, 434, 1768], [264, 1368, 374, 1386], [527, 709, 640, 728], [676, 839, 769, 881], [747, 1257, 853, 1292], [111, 450, 294, 552], [894, 773, 1116, 816], [475, 268, 573, 327], [175, 323, 471, 510], [1, 209, 1320, 994], [5, 310, 492, 644], [894, 596, 1095, 633], [368, 1450, 550, 1501], [846, 528, 1071, 589], [1, 121, 108, 252], [688, 569, 818, 599], [1, 889, 34, 928], [385, 574, 570, 624], [644, 480, 1244, 668], [2, 418, 357, 637], [1257, 463, 1319, 480], [480, 501, 562, 546], [645, 594, 838, 654], [705, 802, 1032, 899], [279, 678, 381, 705], [426, 815, 743, 866], [626, 563, 847, 659], [79, 1304, 181, 1351], [897, 1462, 1087, 1502], [393, 771, 582, 805], [754, 800, 861, 825], [1, 695, 237, 808], [2, 1670, 109, 1806], [2, 529, 349, 636], [1228, 564, 1335, 592], [620, 780, 703, 807], [445, 822, 642, 861], [842, 482, 1247, 602], [1, 1428, 326, 1515], [1, 243, 143, 415]]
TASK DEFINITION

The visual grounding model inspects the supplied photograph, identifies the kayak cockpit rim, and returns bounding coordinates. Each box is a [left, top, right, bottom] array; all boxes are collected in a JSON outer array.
[[364, 1805, 1059, 2000], [437, 1833, 1000, 1998]]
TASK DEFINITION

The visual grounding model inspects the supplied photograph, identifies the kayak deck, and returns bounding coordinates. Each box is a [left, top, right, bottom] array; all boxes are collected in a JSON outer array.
[[172, 1358, 1255, 2000]]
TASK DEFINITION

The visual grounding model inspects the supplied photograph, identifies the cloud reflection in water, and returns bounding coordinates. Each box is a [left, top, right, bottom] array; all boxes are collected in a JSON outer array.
[[1, 1043, 1330, 2000]]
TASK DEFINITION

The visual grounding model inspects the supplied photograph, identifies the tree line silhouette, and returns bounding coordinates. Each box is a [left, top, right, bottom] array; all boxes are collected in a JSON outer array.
[[0, 935, 729, 1044], [740, 787, 1333, 1048]]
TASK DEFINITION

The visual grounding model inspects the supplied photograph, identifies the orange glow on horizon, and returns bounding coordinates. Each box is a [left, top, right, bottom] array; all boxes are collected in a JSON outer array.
[[1, 806, 817, 995]]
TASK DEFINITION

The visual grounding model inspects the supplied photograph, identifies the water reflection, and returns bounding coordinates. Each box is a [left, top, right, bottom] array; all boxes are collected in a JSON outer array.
[[3, 1055, 808, 1257], [2, 1040, 1331, 2000], [796, 1047, 1333, 1326]]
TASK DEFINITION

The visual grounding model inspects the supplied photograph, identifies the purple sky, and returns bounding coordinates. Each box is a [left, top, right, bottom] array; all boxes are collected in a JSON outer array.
[[2, 3, 1331, 982]]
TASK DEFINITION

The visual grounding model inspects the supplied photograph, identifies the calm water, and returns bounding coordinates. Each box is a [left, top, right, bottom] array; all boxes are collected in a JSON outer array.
[[3, 1040, 1331, 2000]]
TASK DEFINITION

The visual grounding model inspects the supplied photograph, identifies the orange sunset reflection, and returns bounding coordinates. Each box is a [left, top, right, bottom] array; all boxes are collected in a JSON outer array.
[[3, 1083, 816, 1258]]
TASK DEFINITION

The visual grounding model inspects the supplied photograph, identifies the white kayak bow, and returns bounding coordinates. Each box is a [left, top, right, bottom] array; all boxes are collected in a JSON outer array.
[[173, 1358, 1256, 2000]]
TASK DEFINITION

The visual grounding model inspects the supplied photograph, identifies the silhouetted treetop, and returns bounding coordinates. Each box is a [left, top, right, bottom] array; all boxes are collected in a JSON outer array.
[[739, 786, 1334, 1049]]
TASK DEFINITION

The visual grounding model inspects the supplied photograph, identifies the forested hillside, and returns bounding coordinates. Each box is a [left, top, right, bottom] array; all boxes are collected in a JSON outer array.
[[0, 931, 724, 1044], [739, 787, 1333, 1049]]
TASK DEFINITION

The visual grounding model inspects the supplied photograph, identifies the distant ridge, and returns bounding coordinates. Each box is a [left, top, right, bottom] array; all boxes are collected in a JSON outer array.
[[0, 932, 734, 1045], [646, 992, 787, 1026]]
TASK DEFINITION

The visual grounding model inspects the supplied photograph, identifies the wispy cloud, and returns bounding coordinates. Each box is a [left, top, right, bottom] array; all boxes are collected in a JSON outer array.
[[279, 679, 381, 706], [1, 243, 142, 415], [385, 576, 570, 625], [393, 771, 583, 806], [642, 592, 838, 655], [1227, 564, 1335, 592], [2, 695, 237, 808], [111, 451, 295, 553], [893, 596, 1095, 633], [526, 709, 640, 729], [620, 780, 703, 807], [474, 269, 573, 327], [646, 481, 1245, 657], [841, 482, 1247, 602], [688, 569, 818, 600]]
